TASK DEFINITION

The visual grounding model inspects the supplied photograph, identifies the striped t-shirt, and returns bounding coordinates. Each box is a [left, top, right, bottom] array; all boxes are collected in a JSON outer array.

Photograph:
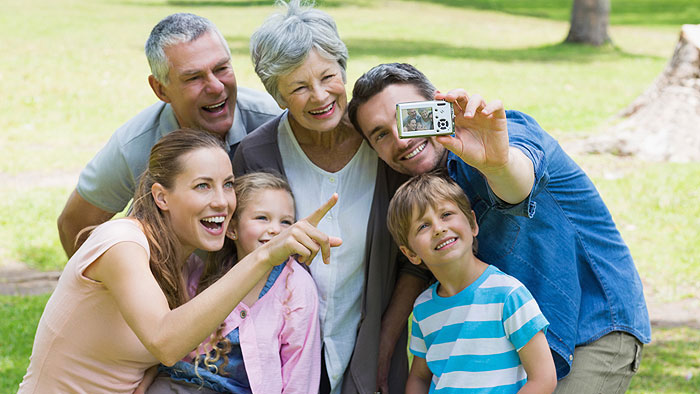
[[410, 265, 549, 393]]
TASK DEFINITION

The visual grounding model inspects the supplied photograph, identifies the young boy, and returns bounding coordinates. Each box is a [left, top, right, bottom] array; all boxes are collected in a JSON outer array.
[[387, 172, 557, 393]]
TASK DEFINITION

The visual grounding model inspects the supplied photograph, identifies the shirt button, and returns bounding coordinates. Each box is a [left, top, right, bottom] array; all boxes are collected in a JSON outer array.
[[569, 354, 573, 361], [240, 310, 247, 319], [329, 177, 336, 183]]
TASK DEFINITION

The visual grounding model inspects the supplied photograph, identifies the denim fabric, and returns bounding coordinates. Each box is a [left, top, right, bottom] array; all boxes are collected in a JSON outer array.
[[160, 264, 285, 392], [447, 110, 651, 379]]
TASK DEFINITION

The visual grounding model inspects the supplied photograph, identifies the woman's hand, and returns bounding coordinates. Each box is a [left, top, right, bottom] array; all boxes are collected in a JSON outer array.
[[260, 193, 343, 266]]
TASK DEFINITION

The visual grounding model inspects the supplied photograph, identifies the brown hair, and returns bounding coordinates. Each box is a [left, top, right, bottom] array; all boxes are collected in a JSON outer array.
[[130, 128, 227, 309], [387, 171, 477, 251]]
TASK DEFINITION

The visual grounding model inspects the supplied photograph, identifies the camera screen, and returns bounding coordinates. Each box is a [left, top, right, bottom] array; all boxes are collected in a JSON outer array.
[[401, 107, 434, 131]]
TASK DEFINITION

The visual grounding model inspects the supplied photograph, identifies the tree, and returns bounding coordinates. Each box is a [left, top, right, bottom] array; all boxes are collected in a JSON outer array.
[[584, 25, 700, 162], [565, 0, 611, 46]]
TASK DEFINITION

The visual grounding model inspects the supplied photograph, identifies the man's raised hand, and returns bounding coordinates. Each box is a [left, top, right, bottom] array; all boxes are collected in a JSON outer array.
[[434, 90, 510, 175]]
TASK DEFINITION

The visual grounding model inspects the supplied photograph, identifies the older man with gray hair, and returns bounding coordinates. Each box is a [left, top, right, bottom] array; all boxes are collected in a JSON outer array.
[[57, 13, 281, 257]]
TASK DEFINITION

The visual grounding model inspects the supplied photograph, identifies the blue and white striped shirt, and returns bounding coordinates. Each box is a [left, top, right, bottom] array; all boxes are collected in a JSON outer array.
[[410, 265, 549, 393]]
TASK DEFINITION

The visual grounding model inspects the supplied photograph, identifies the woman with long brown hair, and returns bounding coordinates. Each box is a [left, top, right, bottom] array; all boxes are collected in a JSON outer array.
[[19, 129, 339, 393]]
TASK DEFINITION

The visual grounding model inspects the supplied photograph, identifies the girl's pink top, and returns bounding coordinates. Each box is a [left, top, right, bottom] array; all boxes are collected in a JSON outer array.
[[18, 219, 158, 393], [187, 256, 321, 394]]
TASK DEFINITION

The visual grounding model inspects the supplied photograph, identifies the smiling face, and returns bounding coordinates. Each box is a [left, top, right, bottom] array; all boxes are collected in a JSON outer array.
[[400, 199, 478, 270], [420, 108, 431, 120], [276, 49, 347, 134], [356, 83, 446, 175], [406, 118, 417, 131], [156, 147, 236, 256], [150, 31, 237, 137], [228, 188, 295, 260]]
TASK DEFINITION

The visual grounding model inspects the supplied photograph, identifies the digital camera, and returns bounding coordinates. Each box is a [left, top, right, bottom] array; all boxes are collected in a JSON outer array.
[[396, 100, 454, 139]]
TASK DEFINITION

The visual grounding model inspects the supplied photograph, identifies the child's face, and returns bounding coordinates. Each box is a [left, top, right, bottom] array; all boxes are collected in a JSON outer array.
[[400, 199, 478, 268], [227, 188, 295, 260]]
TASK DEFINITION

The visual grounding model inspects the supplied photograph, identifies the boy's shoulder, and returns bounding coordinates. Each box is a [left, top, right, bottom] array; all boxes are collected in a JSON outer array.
[[412, 265, 527, 310], [413, 281, 439, 308], [479, 265, 526, 292]]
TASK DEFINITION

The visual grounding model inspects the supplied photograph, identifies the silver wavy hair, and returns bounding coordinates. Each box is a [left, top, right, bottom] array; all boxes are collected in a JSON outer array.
[[250, 0, 348, 106], [145, 13, 230, 85]]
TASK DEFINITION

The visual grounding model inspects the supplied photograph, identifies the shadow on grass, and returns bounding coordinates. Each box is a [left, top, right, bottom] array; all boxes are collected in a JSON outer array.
[[223, 34, 661, 63], [121, 0, 700, 26], [124, 0, 372, 8], [410, 0, 700, 26]]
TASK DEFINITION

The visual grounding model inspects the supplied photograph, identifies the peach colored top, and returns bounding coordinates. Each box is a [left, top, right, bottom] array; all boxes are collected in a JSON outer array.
[[18, 219, 158, 393]]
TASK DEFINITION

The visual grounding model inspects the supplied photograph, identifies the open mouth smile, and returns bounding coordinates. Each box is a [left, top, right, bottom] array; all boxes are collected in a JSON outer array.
[[200, 215, 226, 234], [435, 237, 457, 250], [203, 99, 226, 113], [402, 141, 427, 160], [308, 102, 335, 116]]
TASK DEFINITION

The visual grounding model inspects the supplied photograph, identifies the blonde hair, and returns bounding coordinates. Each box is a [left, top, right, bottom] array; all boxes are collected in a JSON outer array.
[[198, 171, 294, 290], [387, 171, 477, 251], [194, 171, 295, 376]]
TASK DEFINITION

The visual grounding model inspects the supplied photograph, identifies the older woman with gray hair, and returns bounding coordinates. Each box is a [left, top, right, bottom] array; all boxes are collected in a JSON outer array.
[[233, 1, 430, 393]]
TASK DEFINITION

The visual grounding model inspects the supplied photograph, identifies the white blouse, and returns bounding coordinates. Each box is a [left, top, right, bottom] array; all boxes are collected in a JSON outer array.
[[278, 112, 377, 393]]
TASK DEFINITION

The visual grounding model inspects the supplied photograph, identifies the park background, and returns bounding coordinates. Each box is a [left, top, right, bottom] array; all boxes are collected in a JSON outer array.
[[1, 0, 699, 392]]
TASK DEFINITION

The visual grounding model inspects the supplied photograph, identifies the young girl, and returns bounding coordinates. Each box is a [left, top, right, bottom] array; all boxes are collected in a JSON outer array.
[[18, 130, 337, 394], [147, 172, 321, 393]]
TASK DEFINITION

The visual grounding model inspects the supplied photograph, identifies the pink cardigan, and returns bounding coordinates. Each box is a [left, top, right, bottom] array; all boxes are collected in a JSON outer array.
[[187, 257, 321, 394]]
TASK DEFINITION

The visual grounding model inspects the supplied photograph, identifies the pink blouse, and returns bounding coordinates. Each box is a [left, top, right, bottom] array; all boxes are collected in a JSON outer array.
[[187, 257, 321, 393]]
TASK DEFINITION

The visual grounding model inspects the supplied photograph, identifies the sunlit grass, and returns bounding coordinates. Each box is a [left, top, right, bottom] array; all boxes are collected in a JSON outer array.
[[629, 326, 700, 393], [0, 294, 50, 393], [0, 187, 71, 271], [1, 0, 699, 393]]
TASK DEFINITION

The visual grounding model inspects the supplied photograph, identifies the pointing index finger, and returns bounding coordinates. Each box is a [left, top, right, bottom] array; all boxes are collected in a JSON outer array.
[[305, 193, 338, 227]]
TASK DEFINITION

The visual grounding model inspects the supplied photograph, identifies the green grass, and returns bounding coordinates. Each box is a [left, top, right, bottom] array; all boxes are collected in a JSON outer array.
[[629, 326, 700, 393], [409, 0, 700, 25], [574, 157, 700, 303], [1, 0, 699, 392], [0, 187, 72, 271], [0, 295, 50, 393]]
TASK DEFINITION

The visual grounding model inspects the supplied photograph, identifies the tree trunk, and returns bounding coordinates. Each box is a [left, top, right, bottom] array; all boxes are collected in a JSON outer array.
[[565, 0, 611, 46], [584, 25, 700, 162]]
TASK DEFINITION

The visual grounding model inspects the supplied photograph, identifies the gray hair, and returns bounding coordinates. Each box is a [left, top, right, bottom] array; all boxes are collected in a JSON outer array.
[[348, 63, 436, 135], [250, 0, 348, 106], [145, 13, 231, 85]]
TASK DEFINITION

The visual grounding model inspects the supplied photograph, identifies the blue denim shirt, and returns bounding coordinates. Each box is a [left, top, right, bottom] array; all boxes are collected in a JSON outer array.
[[447, 110, 651, 379]]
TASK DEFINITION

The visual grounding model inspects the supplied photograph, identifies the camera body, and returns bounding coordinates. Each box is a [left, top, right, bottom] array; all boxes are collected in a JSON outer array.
[[396, 100, 454, 139]]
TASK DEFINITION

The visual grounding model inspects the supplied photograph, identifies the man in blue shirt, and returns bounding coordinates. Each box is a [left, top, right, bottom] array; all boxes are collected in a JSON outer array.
[[348, 63, 651, 394]]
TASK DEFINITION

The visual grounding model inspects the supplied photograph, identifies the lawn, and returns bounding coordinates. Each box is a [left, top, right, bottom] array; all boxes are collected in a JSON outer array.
[[1, 0, 699, 392]]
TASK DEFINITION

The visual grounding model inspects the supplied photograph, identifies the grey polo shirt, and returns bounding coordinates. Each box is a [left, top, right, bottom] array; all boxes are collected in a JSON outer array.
[[77, 86, 281, 213]]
